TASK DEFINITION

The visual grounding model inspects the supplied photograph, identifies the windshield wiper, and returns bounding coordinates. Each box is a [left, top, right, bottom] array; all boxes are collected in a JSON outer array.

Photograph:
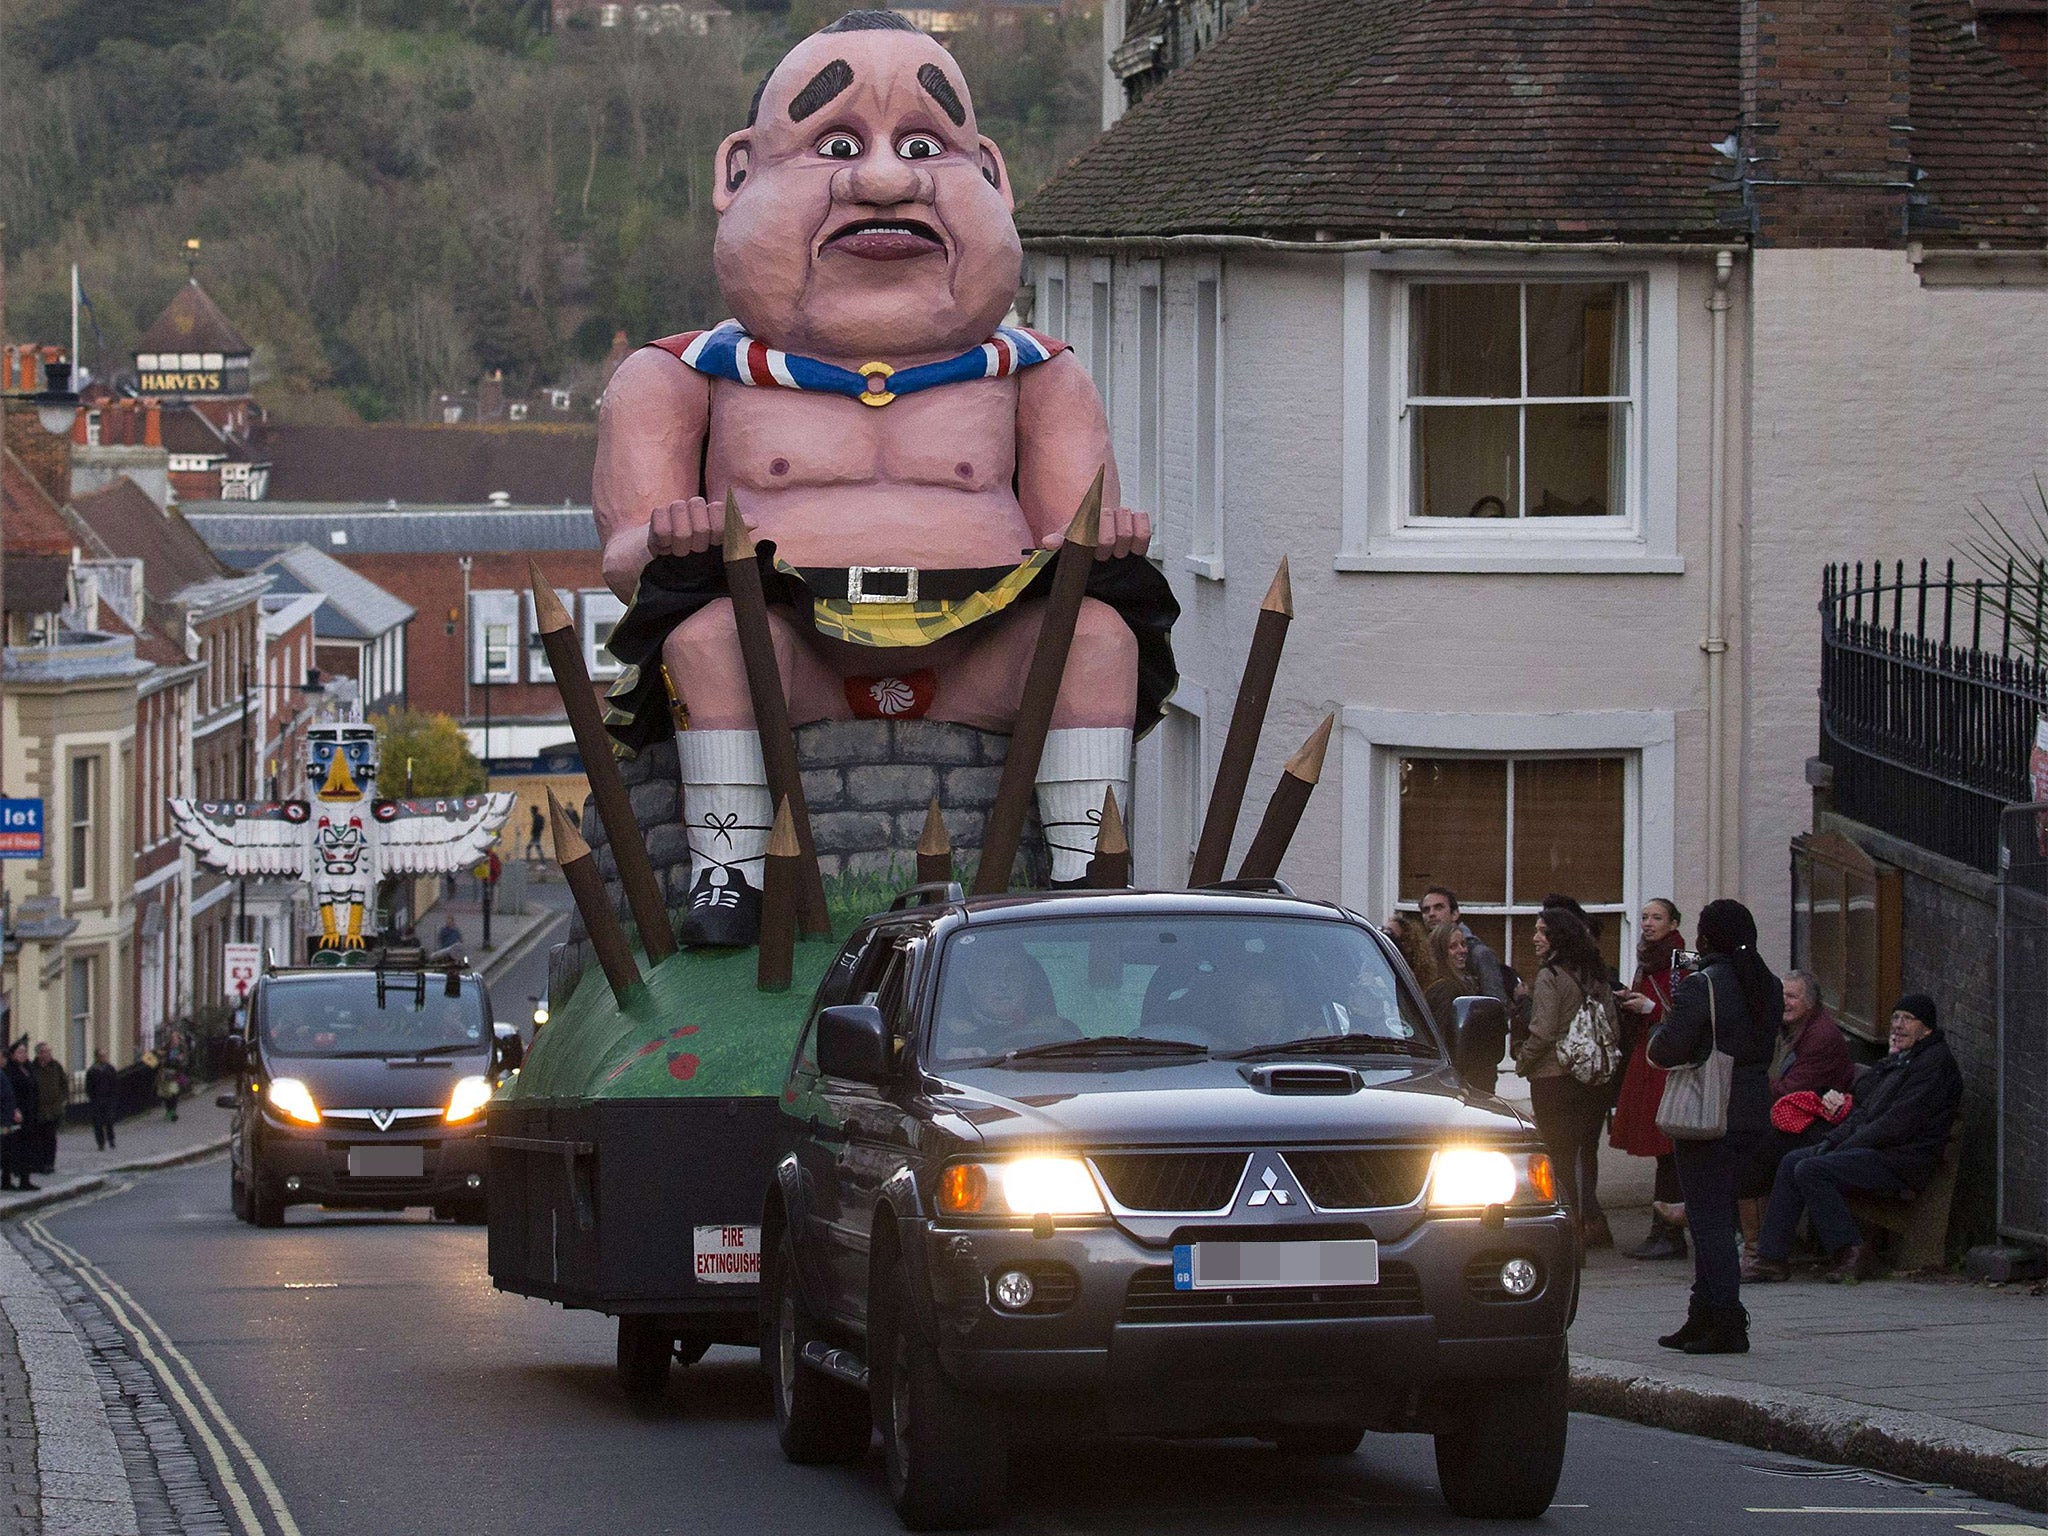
[[995, 1035, 1209, 1064], [1220, 1034, 1435, 1061]]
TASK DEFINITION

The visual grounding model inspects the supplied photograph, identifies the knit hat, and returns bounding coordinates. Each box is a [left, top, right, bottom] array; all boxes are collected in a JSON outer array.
[[1892, 992, 1938, 1030]]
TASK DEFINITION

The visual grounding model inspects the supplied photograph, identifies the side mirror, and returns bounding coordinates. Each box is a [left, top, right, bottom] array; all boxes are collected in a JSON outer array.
[[495, 1029, 525, 1073], [817, 1004, 890, 1084], [215, 1094, 239, 1110], [1451, 996, 1508, 1066]]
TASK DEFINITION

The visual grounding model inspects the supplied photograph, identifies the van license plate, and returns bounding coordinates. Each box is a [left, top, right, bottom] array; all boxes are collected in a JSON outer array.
[[348, 1146, 424, 1178], [1172, 1239, 1379, 1290]]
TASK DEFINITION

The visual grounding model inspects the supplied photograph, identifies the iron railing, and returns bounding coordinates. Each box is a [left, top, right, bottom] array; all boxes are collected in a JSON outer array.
[[1820, 560, 2048, 873]]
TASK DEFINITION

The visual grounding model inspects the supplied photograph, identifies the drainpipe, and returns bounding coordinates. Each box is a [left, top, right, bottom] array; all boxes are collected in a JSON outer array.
[[1704, 250, 1734, 900]]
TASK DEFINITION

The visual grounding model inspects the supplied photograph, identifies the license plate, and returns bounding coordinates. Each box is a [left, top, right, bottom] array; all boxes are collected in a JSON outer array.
[[347, 1145, 425, 1179], [1172, 1239, 1379, 1290]]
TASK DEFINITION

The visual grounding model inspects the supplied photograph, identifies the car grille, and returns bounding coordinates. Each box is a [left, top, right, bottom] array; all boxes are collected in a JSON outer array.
[[1091, 1153, 1247, 1213], [1286, 1149, 1434, 1210], [1120, 1262, 1425, 1323]]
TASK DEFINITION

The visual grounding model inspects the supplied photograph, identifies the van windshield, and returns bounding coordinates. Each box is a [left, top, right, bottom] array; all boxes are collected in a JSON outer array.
[[260, 975, 488, 1059], [929, 915, 1439, 1067]]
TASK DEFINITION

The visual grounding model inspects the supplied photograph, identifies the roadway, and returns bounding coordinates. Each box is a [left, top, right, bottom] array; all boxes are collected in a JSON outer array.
[[21, 1157, 2041, 1536]]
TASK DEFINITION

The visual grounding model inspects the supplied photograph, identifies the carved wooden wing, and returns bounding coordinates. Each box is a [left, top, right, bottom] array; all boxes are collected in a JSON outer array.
[[373, 793, 517, 876], [167, 799, 312, 876]]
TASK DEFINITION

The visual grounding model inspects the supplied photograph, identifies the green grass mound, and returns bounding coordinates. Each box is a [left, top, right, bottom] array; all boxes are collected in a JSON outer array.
[[506, 870, 943, 1103]]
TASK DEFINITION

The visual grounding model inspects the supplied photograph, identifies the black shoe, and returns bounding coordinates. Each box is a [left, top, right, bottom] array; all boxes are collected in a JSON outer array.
[[1657, 1301, 1713, 1350], [1682, 1306, 1750, 1355], [14, 1180, 38, 1192], [676, 863, 763, 948], [1628, 1215, 1690, 1261]]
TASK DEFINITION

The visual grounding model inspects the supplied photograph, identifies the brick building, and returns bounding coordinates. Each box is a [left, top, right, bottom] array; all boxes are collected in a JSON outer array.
[[238, 545, 412, 717], [130, 280, 270, 502]]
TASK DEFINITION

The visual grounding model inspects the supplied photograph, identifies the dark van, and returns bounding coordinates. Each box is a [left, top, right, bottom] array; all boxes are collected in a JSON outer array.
[[223, 957, 505, 1226]]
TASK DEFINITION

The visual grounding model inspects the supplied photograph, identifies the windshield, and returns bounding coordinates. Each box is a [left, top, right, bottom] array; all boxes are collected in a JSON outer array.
[[928, 915, 1438, 1067], [259, 975, 489, 1059]]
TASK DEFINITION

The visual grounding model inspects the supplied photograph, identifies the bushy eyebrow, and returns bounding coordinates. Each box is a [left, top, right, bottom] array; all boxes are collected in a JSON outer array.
[[917, 63, 965, 127], [789, 59, 854, 123]]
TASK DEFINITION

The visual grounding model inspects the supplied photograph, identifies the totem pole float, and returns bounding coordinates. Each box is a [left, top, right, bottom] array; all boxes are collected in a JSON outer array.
[[487, 13, 1330, 1398], [170, 723, 515, 959]]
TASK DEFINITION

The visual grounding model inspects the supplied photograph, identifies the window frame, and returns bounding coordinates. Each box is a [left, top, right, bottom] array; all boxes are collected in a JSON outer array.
[[1340, 708, 1678, 971], [67, 752, 98, 899], [470, 590, 520, 684], [1188, 269, 1225, 580], [1135, 267, 1164, 518], [1340, 253, 1684, 574], [580, 590, 627, 680]]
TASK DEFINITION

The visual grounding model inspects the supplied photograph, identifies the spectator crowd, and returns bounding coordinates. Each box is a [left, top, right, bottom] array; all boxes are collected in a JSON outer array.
[[1387, 886, 1963, 1357]]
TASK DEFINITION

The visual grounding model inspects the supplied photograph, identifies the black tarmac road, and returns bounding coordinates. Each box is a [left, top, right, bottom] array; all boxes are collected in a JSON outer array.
[[25, 1161, 2041, 1536]]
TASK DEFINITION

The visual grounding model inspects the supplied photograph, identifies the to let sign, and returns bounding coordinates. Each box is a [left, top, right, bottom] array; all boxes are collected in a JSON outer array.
[[223, 943, 262, 1002], [0, 800, 44, 859]]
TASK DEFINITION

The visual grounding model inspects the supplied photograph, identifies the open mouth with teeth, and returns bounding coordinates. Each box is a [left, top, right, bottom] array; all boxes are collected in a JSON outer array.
[[823, 218, 947, 261]]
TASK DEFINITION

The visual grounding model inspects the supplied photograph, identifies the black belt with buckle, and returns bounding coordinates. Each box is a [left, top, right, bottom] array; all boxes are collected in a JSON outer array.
[[794, 564, 1018, 604]]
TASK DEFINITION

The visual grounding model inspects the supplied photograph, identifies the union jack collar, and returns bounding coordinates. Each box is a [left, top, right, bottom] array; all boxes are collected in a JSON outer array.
[[652, 321, 1066, 407]]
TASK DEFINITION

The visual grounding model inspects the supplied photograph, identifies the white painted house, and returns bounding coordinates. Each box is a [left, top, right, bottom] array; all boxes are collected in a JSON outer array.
[[1019, 0, 2048, 978]]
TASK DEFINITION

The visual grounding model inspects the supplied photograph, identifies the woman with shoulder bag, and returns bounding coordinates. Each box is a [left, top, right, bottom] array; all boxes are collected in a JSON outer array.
[[1513, 906, 1620, 1239], [1645, 899, 1779, 1355], [1612, 898, 1688, 1260]]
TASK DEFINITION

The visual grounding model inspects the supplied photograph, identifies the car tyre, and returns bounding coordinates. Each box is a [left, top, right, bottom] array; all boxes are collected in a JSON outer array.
[[616, 1315, 672, 1406], [1274, 1425, 1366, 1456], [249, 1173, 285, 1229], [1433, 1349, 1569, 1519], [229, 1163, 251, 1223], [875, 1253, 1005, 1531], [766, 1230, 870, 1465]]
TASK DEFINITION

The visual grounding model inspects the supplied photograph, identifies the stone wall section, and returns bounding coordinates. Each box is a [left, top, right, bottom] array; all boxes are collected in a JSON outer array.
[[552, 720, 1046, 1004]]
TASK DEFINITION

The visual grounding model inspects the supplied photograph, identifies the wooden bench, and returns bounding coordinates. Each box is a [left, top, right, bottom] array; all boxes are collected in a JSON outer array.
[[1843, 1121, 1964, 1272]]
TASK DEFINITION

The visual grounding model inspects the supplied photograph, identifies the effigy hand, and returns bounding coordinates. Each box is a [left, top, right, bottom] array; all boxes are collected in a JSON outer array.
[[1040, 505, 1151, 561]]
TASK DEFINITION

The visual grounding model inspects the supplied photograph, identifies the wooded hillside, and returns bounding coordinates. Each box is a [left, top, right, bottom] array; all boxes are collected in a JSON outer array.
[[0, 0, 1100, 422]]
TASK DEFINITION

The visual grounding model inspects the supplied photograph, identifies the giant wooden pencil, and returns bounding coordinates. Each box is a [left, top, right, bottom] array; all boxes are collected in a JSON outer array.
[[1235, 714, 1334, 882], [972, 469, 1105, 896], [757, 797, 799, 993], [550, 789, 641, 1004], [529, 563, 676, 965], [1188, 558, 1293, 888], [916, 799, 952, 887], [1087, 787, 1131, 889], [722, 495, 831, 935]]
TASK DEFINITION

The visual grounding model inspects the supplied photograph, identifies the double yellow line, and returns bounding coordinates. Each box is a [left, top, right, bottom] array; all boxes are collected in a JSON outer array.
[[21, 1176, 303, 1536]]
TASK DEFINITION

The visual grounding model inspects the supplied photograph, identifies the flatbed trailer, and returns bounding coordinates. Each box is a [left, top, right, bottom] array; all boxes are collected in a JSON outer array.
[[486, 926, 850, 1400]]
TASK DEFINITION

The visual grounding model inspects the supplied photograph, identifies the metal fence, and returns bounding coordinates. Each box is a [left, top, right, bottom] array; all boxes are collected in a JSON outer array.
[[1820, 561, 2048, 874], [1998, 803, 2048, 1248]]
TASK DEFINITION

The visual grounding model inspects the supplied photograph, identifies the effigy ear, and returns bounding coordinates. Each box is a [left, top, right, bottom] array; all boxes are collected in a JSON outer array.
[[714, 130, 754, 210], [977, 136, 1011, 206]]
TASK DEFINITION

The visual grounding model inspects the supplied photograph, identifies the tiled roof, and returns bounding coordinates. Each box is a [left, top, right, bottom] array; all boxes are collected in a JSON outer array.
[[137, 280, 251, 356], [2, 449, 77, 556], [1019, 0, 1744, 242], [160, 405, 255, 460], [4, 555, 72, 615], [70, 476, 237, 599], [254, 422, 597, 505], [1018, 0, 2045, 245], [236, 544, 415, 640], [1910, 2, 2048, 242], [187, 504, 600, 553]]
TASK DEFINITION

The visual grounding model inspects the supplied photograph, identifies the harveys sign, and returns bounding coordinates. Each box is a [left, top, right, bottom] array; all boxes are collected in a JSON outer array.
[[138, 369, 225, 392]]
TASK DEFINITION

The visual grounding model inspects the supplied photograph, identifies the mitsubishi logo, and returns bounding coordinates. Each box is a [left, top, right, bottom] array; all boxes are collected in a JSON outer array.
[[1247, 1164, 1291, 1207], [368, 1109, 396, 1132]]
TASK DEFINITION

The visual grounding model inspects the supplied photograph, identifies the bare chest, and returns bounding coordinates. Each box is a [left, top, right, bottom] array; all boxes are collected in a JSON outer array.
[[706, 378, 1019, 495]]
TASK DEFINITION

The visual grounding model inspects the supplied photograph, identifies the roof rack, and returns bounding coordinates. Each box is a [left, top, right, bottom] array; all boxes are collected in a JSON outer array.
[[1193, 877, 1297, 897], [889, 880, 966, 911]]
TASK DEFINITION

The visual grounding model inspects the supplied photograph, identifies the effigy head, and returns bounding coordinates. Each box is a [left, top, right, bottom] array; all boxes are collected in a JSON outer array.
[[712, 11, 1021, 360], [307, 723, 379, 802]]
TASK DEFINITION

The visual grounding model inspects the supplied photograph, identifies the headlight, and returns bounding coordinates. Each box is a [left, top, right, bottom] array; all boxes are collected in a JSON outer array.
[[937, 1157, 1106, 1218], [445, 1075, 494, 1124], [1428, 1147, 1555, 1209], [266, 1078, 321, 1125]]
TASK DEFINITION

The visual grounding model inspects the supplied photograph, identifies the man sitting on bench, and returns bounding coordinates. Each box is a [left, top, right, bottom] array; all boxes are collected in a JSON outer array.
[[1743, 993, 1962, 1285]]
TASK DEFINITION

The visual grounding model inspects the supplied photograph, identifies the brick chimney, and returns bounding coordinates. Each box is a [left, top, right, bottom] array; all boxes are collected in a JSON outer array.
[[3, 350, 75, 508], [1743, 0, 1913, 247], [479, 369, 505, 421]]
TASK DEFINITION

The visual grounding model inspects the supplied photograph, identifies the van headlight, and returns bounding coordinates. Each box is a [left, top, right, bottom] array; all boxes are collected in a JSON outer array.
[[445, 1076, 494, 1124], [265, 1078, 321, 1126], [1428, 1148, 1555, 1209], [938, 1157, 1106, 1219]]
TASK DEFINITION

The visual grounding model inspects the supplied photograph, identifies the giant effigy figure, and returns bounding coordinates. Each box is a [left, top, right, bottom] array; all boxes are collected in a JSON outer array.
[[595, 10, 1177, 946]]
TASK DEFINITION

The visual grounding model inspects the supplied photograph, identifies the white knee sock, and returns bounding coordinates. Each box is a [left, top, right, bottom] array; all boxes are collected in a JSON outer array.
[[676, 729, 772, 889], [1035, 727, 1132, 883]]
